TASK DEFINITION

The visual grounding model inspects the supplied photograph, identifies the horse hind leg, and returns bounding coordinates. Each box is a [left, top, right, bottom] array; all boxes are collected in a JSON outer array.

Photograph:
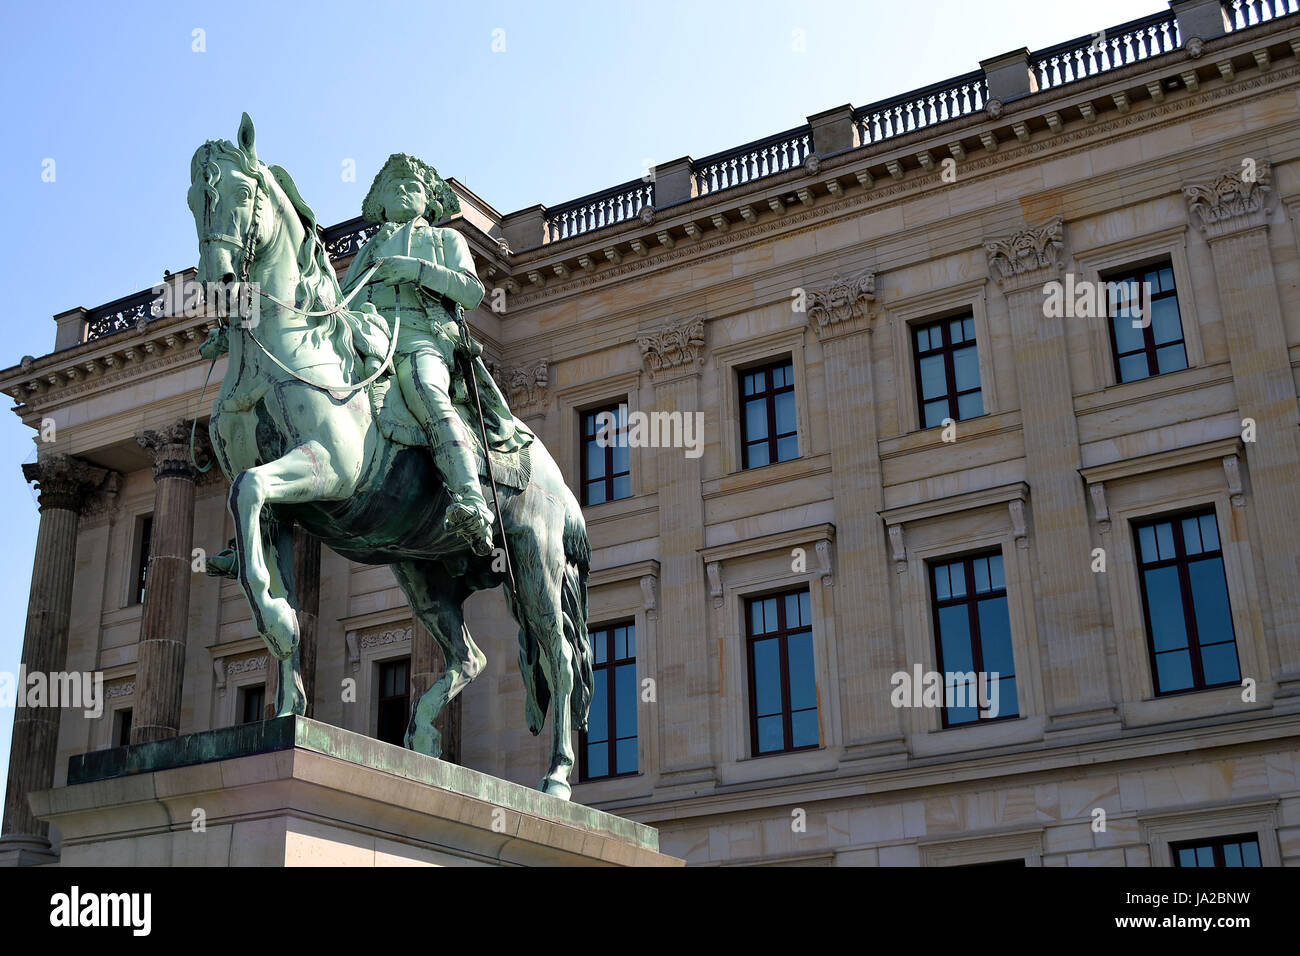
[[391, 562, 485, 759], [508, 557, 576, 800]]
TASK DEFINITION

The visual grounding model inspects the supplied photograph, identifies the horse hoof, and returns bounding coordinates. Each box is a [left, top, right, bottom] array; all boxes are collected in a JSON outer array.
[[404, 724, 443, 759], [261, 598, 299, 660], [539, 777, 571, 801]]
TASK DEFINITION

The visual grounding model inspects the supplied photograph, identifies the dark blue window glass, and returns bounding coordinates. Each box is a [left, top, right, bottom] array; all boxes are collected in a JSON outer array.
[[579, 622, 638, 780], [740, 359, 799, 469], [747, 588, 819, 754], [930, 550, 1018, 726], [913, 313, 984, 429], [1134, 508, 1240, 695]]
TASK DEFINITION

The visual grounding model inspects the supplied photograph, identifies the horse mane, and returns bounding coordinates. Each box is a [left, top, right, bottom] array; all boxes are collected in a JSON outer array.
[[191, 140, 360, 383]]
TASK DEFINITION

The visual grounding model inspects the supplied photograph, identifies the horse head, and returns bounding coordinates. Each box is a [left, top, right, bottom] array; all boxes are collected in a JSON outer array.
[[188, 113, 276, 297]]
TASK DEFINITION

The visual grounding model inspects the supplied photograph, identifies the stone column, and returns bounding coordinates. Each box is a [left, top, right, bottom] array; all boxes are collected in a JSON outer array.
[[986, 219, 1118, 733], [637, 316, 713, 786], [1185, 165, 1300, 698], [131, 421, 202, 743], [807, 273, 908, 760], [1, 454, 113, 865]]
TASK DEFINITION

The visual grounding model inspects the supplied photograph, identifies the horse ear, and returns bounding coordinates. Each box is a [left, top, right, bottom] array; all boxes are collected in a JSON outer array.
[[238, 112, 258, 161]]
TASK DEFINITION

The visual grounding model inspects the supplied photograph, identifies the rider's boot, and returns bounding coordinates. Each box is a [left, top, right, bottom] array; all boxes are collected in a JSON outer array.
[[430, 431, 496, 557]]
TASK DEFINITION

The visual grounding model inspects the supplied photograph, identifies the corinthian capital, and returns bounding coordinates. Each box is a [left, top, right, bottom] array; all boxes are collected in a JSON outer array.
[[985, 217, 1065, 291], [136, 419, 208, 481], [636, 316, 707, 379], [807, 270, 876, 339], [1183, 162, 1272, 239], [22, 453, 115, 514]]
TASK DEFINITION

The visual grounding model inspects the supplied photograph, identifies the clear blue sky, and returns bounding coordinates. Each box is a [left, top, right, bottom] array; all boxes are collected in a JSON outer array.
[[0, 0, 1155, 807]]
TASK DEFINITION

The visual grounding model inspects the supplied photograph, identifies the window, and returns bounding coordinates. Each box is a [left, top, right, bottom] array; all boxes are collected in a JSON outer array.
[[1134, 508, 1240, 695], [1171, 833, 1262, 868], [913, 315, 983, 429], [238, 685, 265, 725], [1107, 260, 1187, 383], [929, 550, 1018, 726], [580, 622, 637, 780], [376, 658, 410, 746], [580, 403, 630, 506], [740, 359, 798, 468], [114, 708, 132, 747], [746, 589, 818, 754], [132, 515, 153, 606]]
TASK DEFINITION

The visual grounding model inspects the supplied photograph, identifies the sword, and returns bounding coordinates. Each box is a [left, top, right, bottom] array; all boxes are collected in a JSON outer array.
[[456, 307, 520, 603]]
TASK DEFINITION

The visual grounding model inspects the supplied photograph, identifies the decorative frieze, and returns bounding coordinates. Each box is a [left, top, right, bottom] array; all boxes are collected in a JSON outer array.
[[1183, 162, 1273, 239], [636, 316, 707, 379], [491, 360, 550, 415], [806, 270, 876, 339], [985, 216, 1065, 291], [359, 625, 413, 650]]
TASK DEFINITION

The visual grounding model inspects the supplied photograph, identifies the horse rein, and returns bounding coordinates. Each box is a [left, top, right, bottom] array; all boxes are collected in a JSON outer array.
[[194, 167, 402, 471]]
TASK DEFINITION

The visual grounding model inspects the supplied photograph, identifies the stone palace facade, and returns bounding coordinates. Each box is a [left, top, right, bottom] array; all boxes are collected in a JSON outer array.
[[4, 0, 1300, 866]]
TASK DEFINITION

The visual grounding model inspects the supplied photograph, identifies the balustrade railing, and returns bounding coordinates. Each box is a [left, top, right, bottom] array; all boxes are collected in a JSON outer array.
[[854, 71, 986, 147], [1031, 11, 1181, 92], [1223, 0, 1300, 30], [65, 0, 1300, 331], [322, 217, 381, 260], [85, 287, 163, 342], [693, 127, 812, 197], [544, 179, 654, 242]]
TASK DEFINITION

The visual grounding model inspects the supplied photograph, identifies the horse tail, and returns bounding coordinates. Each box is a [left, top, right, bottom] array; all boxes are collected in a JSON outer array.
[[562, 510, 594, 732]]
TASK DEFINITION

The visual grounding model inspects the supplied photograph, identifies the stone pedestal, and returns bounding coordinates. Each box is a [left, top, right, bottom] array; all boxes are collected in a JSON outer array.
[[29, 717, 681, 867]]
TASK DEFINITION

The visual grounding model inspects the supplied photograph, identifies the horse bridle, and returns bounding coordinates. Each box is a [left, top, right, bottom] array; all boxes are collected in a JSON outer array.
[[194, 158, 398, 400]]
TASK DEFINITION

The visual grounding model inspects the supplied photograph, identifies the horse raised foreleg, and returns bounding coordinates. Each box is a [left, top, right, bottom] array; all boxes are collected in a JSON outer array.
[[390, 562, 485, 758], [228, 440, 336, 660]]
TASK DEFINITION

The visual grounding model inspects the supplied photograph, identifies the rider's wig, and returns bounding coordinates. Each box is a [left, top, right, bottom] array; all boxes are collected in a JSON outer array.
[[362, 153, 461, 224]]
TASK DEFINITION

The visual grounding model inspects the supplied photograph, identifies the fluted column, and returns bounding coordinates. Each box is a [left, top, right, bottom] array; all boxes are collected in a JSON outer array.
[[1, 455, 112, 863], [131, 421, 201, 743], [807, 272, 908, 759], [637, 316, 713, 784], [1185, 165, 1300, 698], [986, 219, 1118, 731]]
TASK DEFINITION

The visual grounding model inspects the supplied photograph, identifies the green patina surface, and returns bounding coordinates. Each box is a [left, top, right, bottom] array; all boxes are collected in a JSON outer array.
[[189, 116, 594, 798], [66, 716, 658, 850]]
